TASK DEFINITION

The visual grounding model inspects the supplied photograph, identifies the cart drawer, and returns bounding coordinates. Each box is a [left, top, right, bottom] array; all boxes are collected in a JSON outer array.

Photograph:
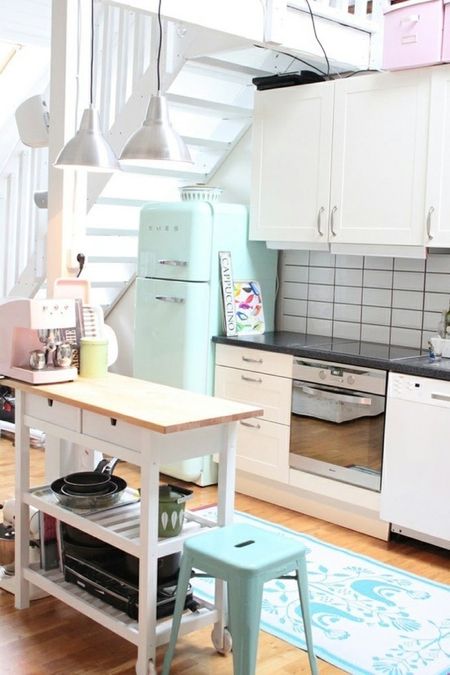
[[24, 394, 81, 432], [82, 411, 142, 451]]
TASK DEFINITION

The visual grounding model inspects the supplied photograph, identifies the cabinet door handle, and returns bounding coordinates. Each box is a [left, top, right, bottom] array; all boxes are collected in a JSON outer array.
[[426, 206, 435, 240], [155, 295, 185, 304], [317, 206, 325, 236], [240, 420, 261, 429], [330, 206, 338, 236], [242, 356, 263, 364], [241, 375, 263, 383]]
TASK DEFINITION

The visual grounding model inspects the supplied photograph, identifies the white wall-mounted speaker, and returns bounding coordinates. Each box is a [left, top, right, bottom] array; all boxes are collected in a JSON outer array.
[[15, 95, 50, 148]]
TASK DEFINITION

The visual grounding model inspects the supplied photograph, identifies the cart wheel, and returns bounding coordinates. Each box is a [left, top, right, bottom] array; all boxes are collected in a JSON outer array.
[[211, 626, 232, 655], [134, 660, 156, 675]]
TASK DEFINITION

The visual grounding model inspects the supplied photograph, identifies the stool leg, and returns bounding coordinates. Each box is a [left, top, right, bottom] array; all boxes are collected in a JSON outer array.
[[161, 552, 194, 675], [228, 576, 264, 675], [296, 559, 319, 675]]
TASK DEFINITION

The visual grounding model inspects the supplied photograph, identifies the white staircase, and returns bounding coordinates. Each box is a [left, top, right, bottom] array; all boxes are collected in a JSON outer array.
[[0, 0, 386, 312]]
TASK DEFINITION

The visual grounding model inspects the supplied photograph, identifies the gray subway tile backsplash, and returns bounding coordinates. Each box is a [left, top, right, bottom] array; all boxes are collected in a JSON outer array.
[[277, 250, 450, 349], [363, 269, 393, 289], [392, 290, 423, 310], [335, 268, 363, 287], [362, 305, 391, 326]]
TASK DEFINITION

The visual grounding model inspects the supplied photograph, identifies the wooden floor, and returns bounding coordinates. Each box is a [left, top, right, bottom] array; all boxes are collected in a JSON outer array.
[[1, 436, 449, 675]]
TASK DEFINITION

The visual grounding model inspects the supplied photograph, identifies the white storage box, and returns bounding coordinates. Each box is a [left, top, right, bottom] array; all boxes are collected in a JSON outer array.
[[383, 0, 444, 70]]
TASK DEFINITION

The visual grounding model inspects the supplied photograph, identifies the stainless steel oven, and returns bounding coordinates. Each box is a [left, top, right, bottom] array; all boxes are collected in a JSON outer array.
[[289, 358, 387, 491]]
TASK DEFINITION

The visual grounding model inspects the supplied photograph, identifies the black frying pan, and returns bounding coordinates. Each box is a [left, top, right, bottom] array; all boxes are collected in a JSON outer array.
[[62, 458, 119, 494], [51, 474, 127, 509]]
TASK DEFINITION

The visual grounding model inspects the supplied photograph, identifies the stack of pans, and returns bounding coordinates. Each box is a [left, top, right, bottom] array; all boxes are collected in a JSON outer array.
[[50, 458, 127, 510]]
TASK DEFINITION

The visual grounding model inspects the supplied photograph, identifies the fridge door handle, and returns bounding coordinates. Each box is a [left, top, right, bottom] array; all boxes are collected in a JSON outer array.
[[155, 295, 185, 304], [158, 259, 188, 267]]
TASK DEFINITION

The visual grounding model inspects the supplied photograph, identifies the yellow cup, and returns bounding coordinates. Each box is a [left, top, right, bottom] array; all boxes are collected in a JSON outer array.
[[79, 337, 108, 378]]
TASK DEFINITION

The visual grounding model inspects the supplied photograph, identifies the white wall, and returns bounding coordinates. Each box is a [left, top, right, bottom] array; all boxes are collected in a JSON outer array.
[[210, 128, 252, 206]]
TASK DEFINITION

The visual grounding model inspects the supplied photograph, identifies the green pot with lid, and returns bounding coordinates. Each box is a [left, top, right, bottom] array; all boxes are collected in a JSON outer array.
[[158, 484, 193, 538]]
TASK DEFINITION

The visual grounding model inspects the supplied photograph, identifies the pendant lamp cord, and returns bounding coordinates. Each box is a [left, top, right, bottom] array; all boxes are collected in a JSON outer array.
[[90, 0, 94, 106], [156, 0, 162, 93]]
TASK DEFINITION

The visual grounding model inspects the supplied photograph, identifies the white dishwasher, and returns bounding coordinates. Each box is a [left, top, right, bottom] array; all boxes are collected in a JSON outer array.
[[380, 372, 450, 550]]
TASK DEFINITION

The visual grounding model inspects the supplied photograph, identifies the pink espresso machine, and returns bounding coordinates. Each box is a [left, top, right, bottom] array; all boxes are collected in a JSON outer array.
[[0, 298, 78, 384]]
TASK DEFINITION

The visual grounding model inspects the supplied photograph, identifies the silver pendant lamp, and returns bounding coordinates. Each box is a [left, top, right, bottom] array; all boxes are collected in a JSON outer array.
[[54, 0, 120, 172], [120, 0, 192, 169]]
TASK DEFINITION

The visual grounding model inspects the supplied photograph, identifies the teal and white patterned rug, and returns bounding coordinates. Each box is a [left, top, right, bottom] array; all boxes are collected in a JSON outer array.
[[191, 508, 450, 675]]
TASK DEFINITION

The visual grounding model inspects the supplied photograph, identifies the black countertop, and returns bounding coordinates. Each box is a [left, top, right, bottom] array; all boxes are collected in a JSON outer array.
[[213, 331, 450, 381]]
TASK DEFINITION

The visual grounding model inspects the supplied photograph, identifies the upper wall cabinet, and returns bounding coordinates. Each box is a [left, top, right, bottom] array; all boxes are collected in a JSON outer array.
[[250, 65, 450, 251], [250, 82, 333, 246], [426, 67, 450, 247]]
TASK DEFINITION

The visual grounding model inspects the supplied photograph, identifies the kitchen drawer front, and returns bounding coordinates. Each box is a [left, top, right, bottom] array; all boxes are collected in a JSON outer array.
[[215, 344, 293, 378], [215, 365, 291, 425], [82, 411, 142, 451], [236, 418, 290, 483], [24, 394, 81, 432]]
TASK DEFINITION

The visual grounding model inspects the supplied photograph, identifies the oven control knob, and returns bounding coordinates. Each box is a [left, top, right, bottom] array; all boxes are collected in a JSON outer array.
[[347, 375, 355, 385], [319, 370, 326, 380]]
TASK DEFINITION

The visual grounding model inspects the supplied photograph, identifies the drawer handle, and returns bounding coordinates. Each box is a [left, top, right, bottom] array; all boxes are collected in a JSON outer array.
[[240, 420, 261, 429], [241, 375, 263, 383], [242, 356, 263, 364], [110, 418, 117, 426], [47, 399, 53, 407]]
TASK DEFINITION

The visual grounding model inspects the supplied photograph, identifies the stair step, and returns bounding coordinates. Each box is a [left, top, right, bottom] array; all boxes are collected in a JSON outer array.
[[86, 227, 139, 237], [88, 256, 136, 264]]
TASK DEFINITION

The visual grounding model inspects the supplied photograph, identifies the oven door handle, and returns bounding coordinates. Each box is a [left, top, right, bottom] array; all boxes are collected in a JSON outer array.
[[294, 383, 373, 406]]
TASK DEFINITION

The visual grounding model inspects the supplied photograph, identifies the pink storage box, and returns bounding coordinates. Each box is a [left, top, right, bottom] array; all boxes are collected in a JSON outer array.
[[443, 0, 450, 61], [383, 0, 444, 70]]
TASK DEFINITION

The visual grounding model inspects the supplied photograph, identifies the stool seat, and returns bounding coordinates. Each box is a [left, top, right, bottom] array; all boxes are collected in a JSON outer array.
[[162, 522, 318, 675], [183, 523, 308, 577]]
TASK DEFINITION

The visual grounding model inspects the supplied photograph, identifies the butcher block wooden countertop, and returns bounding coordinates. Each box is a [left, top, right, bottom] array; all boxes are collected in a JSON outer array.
[[4, 373, 263, 434]]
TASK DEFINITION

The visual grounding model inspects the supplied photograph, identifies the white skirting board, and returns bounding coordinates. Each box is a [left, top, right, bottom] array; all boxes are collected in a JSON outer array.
[[236, 470, 390, 541]]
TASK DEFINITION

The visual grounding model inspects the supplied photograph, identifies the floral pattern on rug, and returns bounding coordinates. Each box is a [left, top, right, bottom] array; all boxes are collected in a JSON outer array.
[[190, 509, 450, 675]]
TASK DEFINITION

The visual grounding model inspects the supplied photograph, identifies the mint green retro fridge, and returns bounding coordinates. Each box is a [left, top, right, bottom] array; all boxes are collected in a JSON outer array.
[[134, 201, 277, 485]]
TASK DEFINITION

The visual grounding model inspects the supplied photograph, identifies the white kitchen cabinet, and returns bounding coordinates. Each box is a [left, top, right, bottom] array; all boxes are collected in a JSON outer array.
[[330, 69, 430, 246], [214, 344, 292, 482], [425, 67, 450, 247], [250, 66, 441, 250], [250, 82, 333, 246]]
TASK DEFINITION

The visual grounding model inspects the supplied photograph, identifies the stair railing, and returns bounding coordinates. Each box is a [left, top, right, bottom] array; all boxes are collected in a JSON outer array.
[[0, 143, 48, 298]]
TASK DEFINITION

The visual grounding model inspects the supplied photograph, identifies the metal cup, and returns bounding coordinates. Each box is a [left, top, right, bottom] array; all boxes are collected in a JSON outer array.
[[53, 343, 73, 368], [29, 349, 46, 370]]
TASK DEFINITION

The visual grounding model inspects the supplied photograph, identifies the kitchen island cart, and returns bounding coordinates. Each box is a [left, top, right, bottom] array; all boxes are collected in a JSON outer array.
[[6, 373, 262, 674]]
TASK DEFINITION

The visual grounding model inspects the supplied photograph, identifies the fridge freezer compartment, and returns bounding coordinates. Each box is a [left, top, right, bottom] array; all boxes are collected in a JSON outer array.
[[137, 202, 214, 281]]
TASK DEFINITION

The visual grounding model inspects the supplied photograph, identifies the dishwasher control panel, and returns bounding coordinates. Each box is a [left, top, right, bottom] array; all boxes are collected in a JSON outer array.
[[388, 372, 450, 405]]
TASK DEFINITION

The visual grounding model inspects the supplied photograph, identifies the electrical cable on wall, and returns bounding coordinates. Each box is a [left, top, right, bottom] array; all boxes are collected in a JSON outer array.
[[303, 0, 330, 79], [76, 253, 86, 278]]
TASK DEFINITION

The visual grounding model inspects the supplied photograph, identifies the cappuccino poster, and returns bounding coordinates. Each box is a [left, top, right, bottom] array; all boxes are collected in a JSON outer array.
[[219, 251, 237, 336]]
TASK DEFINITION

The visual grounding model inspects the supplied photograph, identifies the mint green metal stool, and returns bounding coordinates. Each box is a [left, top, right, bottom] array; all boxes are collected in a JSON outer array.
[[162, 523, 318, 675]]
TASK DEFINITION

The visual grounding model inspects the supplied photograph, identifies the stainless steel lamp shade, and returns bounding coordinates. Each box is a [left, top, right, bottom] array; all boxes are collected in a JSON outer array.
[[119, 94, 192, 167], [54, 106, 120, 172]]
